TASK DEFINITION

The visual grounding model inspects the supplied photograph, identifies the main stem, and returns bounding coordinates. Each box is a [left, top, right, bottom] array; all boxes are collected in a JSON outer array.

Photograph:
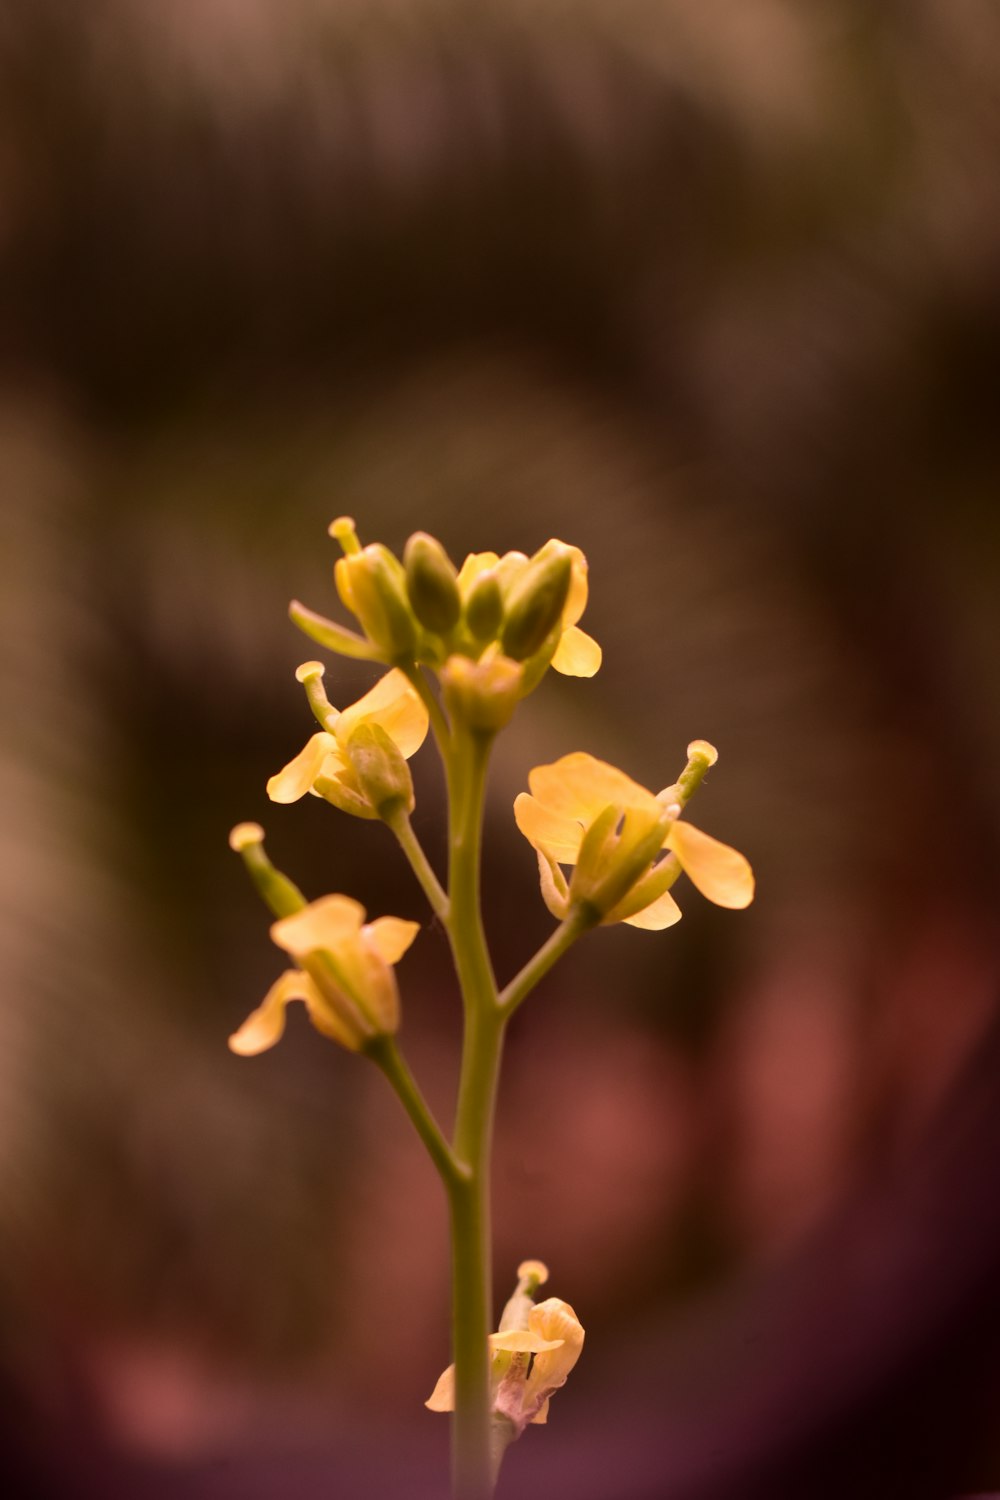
[[446, 727, 504, 1500]]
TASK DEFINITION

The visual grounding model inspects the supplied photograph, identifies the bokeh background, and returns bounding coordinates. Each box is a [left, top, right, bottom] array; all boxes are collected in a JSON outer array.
[[2, 1, 1000, 1496]]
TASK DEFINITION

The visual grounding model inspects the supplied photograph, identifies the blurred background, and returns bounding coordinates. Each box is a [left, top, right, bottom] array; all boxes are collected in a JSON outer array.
[[2, 1, 1000, 1496]]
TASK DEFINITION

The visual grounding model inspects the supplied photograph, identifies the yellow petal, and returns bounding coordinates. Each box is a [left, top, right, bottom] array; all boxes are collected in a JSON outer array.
[[490, 1330, 565, 1354], [536, 850, 570, 920], [270, 894, 366, 958], [365, 916, 420, 965], [266, 732, 339, 803], [525, 1298, 585, 1397], [622, 887, 683, 930], [425, 1364, 456, 1412], [561, 546, 589, 628], [228, 969, 317, 1055], [551, 624, 602, 677], [666, 821, 755, 909], [334, 554, 358, 617], [528, 753, 656, 823], [456, 551, 500, 593], [513, 792, 584, 861], [335, 669, 429, 760]]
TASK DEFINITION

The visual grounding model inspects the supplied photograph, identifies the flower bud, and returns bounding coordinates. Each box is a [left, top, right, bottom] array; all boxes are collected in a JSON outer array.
[[464, 569, 503, 641], [335, 543, 418, 659], [500, 544, 573, 662], [343, 721, 415, 820], [404, 532, 462, 636], [442, 653, 524, 733]]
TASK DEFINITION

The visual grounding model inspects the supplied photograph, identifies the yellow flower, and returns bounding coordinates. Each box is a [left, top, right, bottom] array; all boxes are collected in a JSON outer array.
[[267, 666, 428, 818], [426, 1263, 585, 1435], [514, 749, 754, 928], [456, 543, 602, 678], [228, 894, 419, 1055]]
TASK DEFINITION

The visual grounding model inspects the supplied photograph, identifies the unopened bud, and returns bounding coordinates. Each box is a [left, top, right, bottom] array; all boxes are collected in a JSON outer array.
[[442, 653, 524, 733], [336, 543, 418, 659], [500, 545, 573, 662], [344, 721, 415, 819], [464, 569, 503, 641], [404, 532, 462, 635]]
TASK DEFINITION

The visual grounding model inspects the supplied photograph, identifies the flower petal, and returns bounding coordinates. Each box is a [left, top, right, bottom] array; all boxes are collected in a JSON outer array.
[[551, 624, 602, 677], [365, 916, 420, 965], [513, 792, 585, 861], [229, 969, 316, 1055], [271, 894, 367, 958], [528, 753, 656, 823], [457, 551, 500, 593], [536, 850, 570, 920], [266, 732, 339, 803], [335, 669, 429, 760], [425, 1364, 456, 1413], [622, 887, 683, 930], [562, 546, 589, 628], [667, 821, 755, 909], [490, 1330, 565, 1354]]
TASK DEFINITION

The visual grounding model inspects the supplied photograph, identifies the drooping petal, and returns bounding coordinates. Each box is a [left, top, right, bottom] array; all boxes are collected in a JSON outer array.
[[271, 894, 367, 959], [513, 792, 585, 862], [550, 624, 602, 677], [229, 969, 319, 1055], [528, 752, 656, 822], [365, 916, 420, 965], [666, 821, 755, 909], [621, 887, 683, 930], [536, 849, 571, 920], [266, 731, 339, 803], [334, 669, 429, 760], [523, 1298, 585, 1406]]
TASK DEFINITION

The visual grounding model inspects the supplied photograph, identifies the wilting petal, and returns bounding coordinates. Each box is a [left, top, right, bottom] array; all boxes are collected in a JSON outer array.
[[524, 1299, 585, 1404], [551, 624, 602, 677], [667, 821, 755, 909], [229, 969, 319, 1055], [271, 894, 366, 958], [335, 669, 428, 760], [513, 792, 585, 861], [266, 731, 339, 803], [528, 752, 656, 822], [365, 916, 420, 965]]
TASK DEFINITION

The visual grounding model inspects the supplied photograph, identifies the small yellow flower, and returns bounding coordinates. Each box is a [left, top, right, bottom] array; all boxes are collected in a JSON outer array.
[[426, 1262, 585, 1435], [514, 748, 754, 928], [228, 894, 419, 1055], [267, 666, 428, 817], [456, 543, 602, 678]]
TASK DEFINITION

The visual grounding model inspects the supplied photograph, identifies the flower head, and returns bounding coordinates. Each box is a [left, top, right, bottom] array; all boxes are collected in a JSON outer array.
[[427, 1261, 584, 1438], [455, 542, 601, 679], [228, 892, 419, 1055], [267, 665, 428, 818], [514, 746, 754, 928]]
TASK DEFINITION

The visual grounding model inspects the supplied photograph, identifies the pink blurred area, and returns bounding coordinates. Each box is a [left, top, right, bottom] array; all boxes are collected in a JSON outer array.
[[2, 1, 1000, 1496]]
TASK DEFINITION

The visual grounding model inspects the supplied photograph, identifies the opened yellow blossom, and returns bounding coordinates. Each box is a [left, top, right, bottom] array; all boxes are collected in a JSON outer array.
[[229, 893, 419, 1055], [456, 543, 602, 678], [267, 665, 428, 818], [514, 748, 754, 928], [427, 1261, 585, 1436]]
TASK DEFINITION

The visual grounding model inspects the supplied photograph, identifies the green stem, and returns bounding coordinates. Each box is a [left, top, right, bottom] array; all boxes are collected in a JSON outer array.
[[368, 1036, 466, 1189], [445, 728, 503, 1500], [403, 661, 452, 757], [387, 809, 450, 923], [497, 909, 591, 1019]]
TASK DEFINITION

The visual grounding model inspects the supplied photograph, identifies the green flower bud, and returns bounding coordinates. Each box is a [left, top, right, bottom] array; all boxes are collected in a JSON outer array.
[[464, 569, 503, 641], [404, 532, 462, 636], [500, 545, 573, 662], [336, 543, 418, 659], [441, 653, 524, 733], [343, 721, 415, 820]]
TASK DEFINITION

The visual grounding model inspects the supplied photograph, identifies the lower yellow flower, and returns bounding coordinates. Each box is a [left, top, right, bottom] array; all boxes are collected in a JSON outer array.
[[514, 748, 754, 928], [267, 666, 428, 818], [427, 1261, 585, 1436], [229, 894, 419, 1054]]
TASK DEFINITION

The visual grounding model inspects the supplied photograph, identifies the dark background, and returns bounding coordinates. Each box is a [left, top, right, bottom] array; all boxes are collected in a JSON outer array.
[[2, 1, 1000, 1496]]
